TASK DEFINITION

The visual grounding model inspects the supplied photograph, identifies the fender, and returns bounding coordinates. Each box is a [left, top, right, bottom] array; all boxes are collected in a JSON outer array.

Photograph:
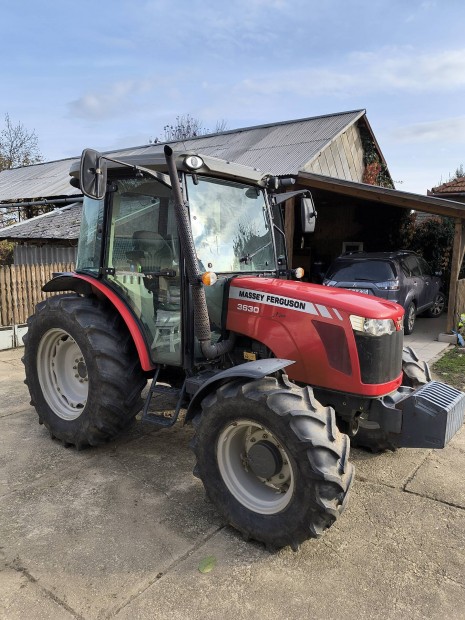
[[42, 273, 155, 371], [184, 358, 294, 424]]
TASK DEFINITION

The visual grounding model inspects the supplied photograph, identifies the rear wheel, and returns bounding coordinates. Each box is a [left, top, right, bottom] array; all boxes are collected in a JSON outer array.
[[191, 376, 354, 549], [23, 294, 147, 448], [404, 302, 416, 335], [425, 292, 446, 318]]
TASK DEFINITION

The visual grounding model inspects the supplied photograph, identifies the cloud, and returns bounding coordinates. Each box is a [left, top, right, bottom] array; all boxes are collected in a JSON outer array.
[[390, 116, 465, 144], [231, 47, 465, 100], [68, 79, 155, 120]]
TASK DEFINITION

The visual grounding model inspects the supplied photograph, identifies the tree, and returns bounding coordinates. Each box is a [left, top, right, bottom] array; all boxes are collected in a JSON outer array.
[[452, 164, 464, 180], [0, 113, 43, 170], [150, 114, 228, 143], [0, 114, 45, 228]]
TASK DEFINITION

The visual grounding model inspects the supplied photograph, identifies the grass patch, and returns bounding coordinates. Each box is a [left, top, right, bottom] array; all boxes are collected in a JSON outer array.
[[432, 347, 465, 390]]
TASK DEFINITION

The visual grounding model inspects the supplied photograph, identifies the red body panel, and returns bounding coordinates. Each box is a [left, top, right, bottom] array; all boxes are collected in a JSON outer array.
[[226, 277, 404, 397], [73, 274, 155, 372]]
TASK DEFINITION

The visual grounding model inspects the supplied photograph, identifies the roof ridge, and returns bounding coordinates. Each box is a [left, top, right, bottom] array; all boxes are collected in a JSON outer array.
[[104, 109, 366, 154], [431, 176, 465, 192]]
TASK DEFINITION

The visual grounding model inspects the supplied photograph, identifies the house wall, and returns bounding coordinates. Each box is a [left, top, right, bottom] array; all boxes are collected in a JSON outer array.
[[303, 124, 365, 182]]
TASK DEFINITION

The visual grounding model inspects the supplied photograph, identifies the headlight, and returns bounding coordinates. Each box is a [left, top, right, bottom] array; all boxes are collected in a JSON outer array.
[[350, 315, 396, 336], [184, 155, 204, 170]]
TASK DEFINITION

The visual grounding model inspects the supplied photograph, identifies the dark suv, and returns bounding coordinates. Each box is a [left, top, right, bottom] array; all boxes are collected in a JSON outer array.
[[323, 251, 445, 334]]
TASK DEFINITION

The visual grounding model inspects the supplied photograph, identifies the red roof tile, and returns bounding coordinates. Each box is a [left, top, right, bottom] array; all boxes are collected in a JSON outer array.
[[429, 176, 465, 194]]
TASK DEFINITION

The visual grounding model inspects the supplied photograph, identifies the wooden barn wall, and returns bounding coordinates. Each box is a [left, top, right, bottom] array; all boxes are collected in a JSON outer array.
[[304, 124, 365, 182]]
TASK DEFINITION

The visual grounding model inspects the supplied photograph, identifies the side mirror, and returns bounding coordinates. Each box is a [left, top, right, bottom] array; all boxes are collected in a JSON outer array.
[[301, 195, 317, 233], [80, 148, 107, 200]]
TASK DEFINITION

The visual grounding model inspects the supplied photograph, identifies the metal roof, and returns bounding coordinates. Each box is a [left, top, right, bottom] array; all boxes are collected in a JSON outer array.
[[0, 158, 81, 202], [0, 110, 365, 203], [114, 110, 365, 176], [0, 203, 82, 241]]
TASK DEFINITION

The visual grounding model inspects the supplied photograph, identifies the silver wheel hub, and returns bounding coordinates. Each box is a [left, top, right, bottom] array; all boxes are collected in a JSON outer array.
[[408, 306, 415, 330], [37, 328, 88, 421], [216, 420, 294, 515]]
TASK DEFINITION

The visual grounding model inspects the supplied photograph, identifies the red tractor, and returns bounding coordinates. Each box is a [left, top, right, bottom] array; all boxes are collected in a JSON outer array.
[[23, 147, 465, 550]]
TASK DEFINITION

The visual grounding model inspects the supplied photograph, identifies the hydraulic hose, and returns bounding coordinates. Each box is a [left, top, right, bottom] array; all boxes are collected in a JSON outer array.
[[163, 146, 236, 359]]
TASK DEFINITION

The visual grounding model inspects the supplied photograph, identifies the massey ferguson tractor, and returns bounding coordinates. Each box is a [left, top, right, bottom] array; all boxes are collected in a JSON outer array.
[[23, 146, 465, 550]]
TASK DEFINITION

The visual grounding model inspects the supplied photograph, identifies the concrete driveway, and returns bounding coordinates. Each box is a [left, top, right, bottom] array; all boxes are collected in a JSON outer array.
[[1, 316, 464, 620]]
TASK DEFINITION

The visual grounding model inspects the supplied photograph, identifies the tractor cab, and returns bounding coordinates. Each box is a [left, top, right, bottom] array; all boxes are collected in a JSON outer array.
[[73, 150, 288, 368]]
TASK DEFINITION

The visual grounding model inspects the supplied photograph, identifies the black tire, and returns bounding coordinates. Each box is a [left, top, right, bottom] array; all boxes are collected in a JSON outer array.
[[351, 347, 431, 453], [404, 302, 416, 335], [191, 376, 354, 549], [425, 292, 446, 318], [23, 294, 147, 448]]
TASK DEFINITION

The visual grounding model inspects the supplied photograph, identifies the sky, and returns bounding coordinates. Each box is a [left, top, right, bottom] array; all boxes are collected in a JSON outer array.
[[1, 0, 465, 194]]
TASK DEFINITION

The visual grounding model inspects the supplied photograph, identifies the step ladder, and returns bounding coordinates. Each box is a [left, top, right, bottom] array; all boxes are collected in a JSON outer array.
[[141, 367, 186, 428]]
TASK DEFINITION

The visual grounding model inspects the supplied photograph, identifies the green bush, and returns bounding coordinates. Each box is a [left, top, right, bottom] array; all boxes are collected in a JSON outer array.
[[401, 215, 456, 291]]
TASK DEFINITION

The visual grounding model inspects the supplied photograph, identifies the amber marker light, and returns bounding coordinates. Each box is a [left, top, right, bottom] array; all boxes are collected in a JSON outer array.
[[294, 267, 305, 279], [201, 271, 218, 286]]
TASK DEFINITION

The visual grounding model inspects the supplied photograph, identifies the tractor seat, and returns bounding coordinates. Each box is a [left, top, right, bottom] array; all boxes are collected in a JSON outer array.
[[128, 230, 173, 270]]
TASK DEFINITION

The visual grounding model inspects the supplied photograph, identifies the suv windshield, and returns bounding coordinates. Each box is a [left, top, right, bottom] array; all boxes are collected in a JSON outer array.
[[186, 176, 276, 273], [327, 259, 396, 281]]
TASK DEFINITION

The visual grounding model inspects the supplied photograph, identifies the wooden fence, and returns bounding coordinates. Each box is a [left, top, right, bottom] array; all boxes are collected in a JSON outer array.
[[0, 262, 75, 326]]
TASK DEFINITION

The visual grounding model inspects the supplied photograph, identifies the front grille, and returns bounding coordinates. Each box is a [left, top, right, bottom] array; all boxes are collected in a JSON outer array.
[[355, 329, 403, 384]]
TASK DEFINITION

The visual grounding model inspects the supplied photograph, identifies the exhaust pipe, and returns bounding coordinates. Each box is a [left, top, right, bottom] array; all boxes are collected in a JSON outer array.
[[164, 145, 236, 359]]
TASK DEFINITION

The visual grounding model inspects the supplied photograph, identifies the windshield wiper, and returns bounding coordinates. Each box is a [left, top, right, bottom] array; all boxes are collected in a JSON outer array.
[[239, 241, 272, 264]]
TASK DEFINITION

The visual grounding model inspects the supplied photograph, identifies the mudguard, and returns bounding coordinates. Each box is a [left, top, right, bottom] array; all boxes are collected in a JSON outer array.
[[184, 358, 295, 424], [42, 272, 155, 371]]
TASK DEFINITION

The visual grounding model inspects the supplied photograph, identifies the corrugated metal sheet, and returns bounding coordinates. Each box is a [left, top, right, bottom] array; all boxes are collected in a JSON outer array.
[[0, 203, 82, 241], [13, 244, 77, 265], [0, 110, 365, 203], [0, 158, 81, 201], [114, 110, 365, 176]]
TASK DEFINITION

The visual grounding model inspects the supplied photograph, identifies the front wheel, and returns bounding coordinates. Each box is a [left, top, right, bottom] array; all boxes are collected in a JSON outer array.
[[191, 376, 354, 549], [351, 347, 431, 452], [23, 294, 147, 448]]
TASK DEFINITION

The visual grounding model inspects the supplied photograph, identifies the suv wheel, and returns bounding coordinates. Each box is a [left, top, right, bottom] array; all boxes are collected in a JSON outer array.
[[425, 292, 446, 318], [404, 302, 416, 335]]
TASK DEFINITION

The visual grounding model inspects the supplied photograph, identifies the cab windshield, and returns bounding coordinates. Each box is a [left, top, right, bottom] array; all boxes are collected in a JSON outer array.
[[186, 176, 276, 273]]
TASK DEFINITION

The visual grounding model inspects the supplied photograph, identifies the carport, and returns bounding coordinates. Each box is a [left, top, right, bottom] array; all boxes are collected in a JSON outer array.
[[284, 172, 465, 332]]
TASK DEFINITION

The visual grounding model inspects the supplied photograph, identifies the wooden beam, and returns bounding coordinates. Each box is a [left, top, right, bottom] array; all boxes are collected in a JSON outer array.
[[298, 171, 465, 219], [447, 219, 465, 331]]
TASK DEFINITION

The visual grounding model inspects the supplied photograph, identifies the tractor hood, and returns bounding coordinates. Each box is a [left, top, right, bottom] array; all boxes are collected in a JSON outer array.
[[228, 277, 403, 320]]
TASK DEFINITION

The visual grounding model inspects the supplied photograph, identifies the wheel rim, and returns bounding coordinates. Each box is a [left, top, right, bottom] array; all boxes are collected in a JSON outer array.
[[216, 419, 295, 515], [37, 328, 88, 420], [430, 294, 445, 316], [407, 305, 415, 332]]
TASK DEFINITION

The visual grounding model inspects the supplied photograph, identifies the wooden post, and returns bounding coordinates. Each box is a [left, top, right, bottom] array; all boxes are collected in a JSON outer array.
[[447, 218, 465, 332]]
